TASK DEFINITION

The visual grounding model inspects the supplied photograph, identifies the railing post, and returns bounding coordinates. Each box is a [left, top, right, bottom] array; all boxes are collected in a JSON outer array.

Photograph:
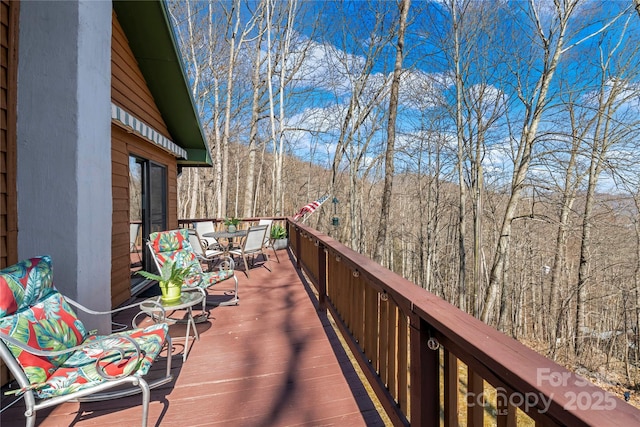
[[410, 316, 439, 426], [317, 243, 326, 312], [295, 225, 302, 269]]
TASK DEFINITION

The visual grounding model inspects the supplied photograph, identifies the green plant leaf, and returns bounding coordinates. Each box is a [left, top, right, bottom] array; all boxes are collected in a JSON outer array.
[[270, 225, 287, 239], [136, 259, 194, 285]]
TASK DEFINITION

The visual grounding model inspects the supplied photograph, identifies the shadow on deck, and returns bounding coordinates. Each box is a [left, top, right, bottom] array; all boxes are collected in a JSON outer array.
[[1, 249, 385, 426]]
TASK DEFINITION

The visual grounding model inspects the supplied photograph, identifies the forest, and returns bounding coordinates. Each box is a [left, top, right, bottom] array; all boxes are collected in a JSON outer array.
[[167, 0, 640, 395]]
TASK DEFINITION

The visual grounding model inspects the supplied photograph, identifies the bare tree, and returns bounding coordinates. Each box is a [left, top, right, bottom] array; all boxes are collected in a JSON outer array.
[[482, 0, 582, 324], [574, 14, 640, 355], [374, 0, 411, 264], [242, 3, 267, 218]]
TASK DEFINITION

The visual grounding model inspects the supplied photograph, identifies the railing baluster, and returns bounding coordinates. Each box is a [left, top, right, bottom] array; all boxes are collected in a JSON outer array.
[[379, 294, 390, 387], [317, 242, 326, 312], [444, 348, 459, 426], [364, 284, 378, 367], [398, 312, 409, 416], [388, 301, 398, 405], [467, 367, 484, 427], [497, 398, 517, 427], [409, 317, 439, 426]]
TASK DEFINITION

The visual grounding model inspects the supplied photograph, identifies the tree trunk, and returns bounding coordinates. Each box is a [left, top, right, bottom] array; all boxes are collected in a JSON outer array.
[[481, 0, 575, 324], [374, 0, 410, 264], [242, 12, 265, 218]]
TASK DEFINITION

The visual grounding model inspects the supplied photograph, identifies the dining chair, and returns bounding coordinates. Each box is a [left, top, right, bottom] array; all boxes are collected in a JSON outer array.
[[258, 219, 280, 263], [188, 228, 224, 271], [130, 223, 143, 268], [229, 224, 269, 278], [193, 221, 221, 250]]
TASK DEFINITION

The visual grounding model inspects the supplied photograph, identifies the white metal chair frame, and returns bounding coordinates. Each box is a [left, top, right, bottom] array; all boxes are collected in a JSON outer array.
[[146, 229, 239, 307], [130, 223, 143, 267], [188, 228, 225, 271], [229, 224, 269, 278], [0, 295, 173, 427], [258, 219, 281, 263], [193, 221, 222, 251]]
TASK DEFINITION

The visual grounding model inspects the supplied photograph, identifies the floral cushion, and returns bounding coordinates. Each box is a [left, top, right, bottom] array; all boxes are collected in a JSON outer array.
[[29, 323, 168, 399], [0, 291, 88, 386], [148, 229, 201, 272], [0, 256, 88, 385], [148, 229, 236, 293], [0, 256, 169, 399], [0, 256, 55, 317], [200, 270, 235, 286]]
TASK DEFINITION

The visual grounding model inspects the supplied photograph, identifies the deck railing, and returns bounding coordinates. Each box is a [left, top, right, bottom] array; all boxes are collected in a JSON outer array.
[[287, 219, 640, 427]]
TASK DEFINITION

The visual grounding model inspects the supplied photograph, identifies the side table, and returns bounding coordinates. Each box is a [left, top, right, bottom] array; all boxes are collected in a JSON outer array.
[[137, 290, 204, 362]]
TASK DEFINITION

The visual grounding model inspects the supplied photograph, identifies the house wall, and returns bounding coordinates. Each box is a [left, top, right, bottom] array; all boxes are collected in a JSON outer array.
[[111, 12, 171, 137], [110, 12, 178, 307], [110, 127, 178, 307], [16, 1, 112, 334], [1, 0, 18, 270]]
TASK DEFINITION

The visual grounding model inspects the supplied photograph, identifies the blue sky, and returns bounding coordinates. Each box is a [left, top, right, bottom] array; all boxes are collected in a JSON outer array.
[[169, 0, 640, 190]]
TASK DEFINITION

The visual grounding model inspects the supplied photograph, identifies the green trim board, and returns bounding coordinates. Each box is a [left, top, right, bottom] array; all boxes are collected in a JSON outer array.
[[113, 0, 211, 167]]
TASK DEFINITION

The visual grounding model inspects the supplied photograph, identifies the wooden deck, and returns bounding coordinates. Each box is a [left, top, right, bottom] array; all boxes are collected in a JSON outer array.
[[1, 249, 385, 426]]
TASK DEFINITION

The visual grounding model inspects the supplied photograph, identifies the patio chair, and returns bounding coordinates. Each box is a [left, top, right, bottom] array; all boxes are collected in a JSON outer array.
[[0, 256, 173, 427], [193, 221, 221, 250], [188, 228, 224, 271], [130, 223, 143, 268], [147, 228, 239, 306], [258, 219, 280, 263], [229, 224, 269, 278]]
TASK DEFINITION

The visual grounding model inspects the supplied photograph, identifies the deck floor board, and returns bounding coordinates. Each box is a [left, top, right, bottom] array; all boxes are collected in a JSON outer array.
[[1, 249, 385, 426]]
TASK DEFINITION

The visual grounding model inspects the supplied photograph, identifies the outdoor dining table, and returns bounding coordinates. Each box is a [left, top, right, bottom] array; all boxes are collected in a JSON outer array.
[[203, 229, 247, 254]]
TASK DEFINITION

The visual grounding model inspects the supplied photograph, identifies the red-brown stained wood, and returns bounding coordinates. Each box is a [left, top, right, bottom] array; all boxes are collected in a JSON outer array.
[[444, 349, 459, 426], [110, 11, 182, 308], [0, 251, 384, 426], [110, 125, 178, 308], [111, 11, 169, 137], [1, 0, 18, 387], [1, 0, 18, 270]]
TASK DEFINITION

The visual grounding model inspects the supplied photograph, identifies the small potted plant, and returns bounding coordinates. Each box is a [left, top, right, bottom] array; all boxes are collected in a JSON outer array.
[[224, 217, 240, 232], [270, 224, 288, 250], [136, 260, 193, 304]]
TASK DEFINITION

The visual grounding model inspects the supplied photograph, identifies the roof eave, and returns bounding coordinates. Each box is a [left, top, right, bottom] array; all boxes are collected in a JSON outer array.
[[113, 0, 212, 167]]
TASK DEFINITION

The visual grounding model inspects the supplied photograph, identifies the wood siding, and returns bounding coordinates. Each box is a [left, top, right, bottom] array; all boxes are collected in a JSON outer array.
[[1, 0, 18, 270], [110, 12, 178, 308], [111, 126, 178, 307], [111, 11, 170, 137], [0, 0, 18, 387]]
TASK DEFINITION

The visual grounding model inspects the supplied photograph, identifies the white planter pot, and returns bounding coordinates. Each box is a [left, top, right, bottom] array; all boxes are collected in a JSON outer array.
[[272, 238, 288, 250]]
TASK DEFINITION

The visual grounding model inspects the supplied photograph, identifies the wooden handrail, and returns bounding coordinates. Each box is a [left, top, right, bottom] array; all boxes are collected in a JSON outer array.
[[287, 219, 640, 427]]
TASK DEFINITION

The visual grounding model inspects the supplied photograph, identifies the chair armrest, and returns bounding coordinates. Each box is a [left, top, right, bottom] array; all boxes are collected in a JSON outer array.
[[217, 256, 235, 271], [201, 238, 222, 250], [65, 297, 152, 331], [65, 297, 144, 317]]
